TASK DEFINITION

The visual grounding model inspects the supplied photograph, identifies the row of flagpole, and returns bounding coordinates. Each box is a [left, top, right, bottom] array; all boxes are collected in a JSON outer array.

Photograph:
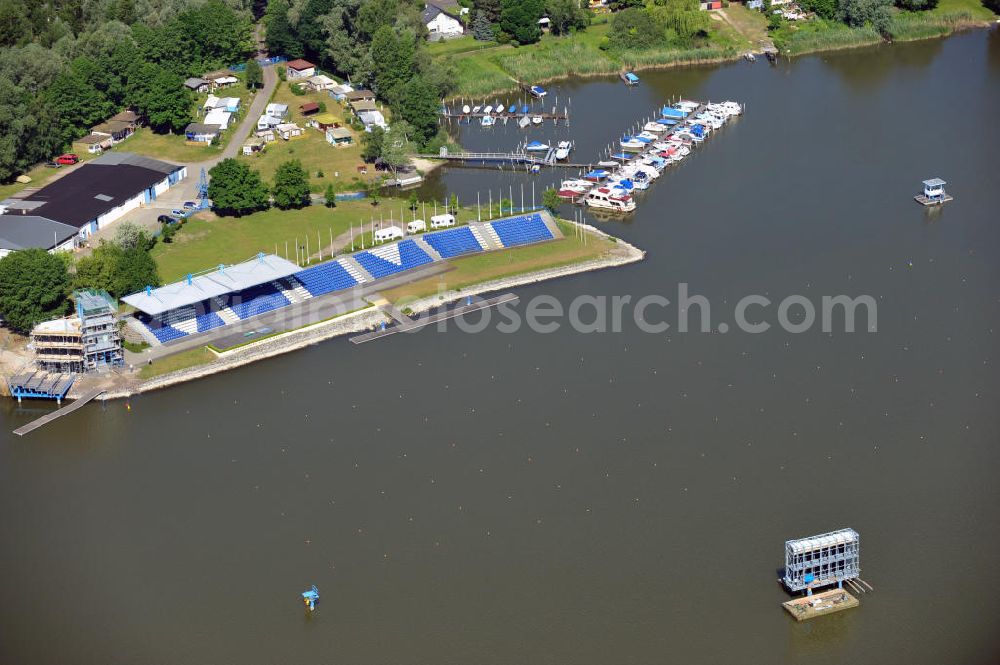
[[268, 178, 598, 267]]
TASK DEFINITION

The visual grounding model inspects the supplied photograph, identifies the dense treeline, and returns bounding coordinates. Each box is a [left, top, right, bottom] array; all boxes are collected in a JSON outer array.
[[263, 0, 452, 147], [0, 0, 253, 182]]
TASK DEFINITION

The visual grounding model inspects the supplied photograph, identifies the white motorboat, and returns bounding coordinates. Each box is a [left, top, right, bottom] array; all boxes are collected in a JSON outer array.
[[525, 140, 550, 152], [518, 115, 531, 129], [462, 105, 471, 114], [471, 105, 481, 113], [584, 187, 636, 212], [554, 141, 571, 160], [483, 105, 493, 115], [481, 115, 495, 127], [559, 179, 593, 193], [643, 121, 668, 133], [637, 131, 660, 142], [619, 136, 645, 151], [532, 116, 543, 125]]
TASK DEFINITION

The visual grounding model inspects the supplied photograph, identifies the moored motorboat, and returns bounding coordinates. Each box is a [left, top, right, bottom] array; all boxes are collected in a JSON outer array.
[[643, 121, 668, 133], [529, 85, 547, 98], [554, 140, 571, 160], [619, 135, 645, 151], [483, 105, 493, 115], [472, 105, 481, 113], [481, 115, 495, 126], [583, 169, 611, 182], [518, 115, 531, 129], [620, 71, 640, 86], [532, 116, 543, 125], [462, 104, 471, 114], [525, 140, 550, 152], [584, 187, 636, 212], [508, 104, 517, 113], [560, 178, 593, 193]]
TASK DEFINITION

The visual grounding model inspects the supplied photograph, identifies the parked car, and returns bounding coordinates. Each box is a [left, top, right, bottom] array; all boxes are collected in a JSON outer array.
[[170, 209, 185, 217], [44, 161, 60, 168], [157, 215, 179, 224], [55, 154, 79, 165], [182, 201, 198, 209]]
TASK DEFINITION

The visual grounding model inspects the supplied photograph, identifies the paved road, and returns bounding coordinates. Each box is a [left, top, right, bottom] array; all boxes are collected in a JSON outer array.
[[89, 64, 279, 244]]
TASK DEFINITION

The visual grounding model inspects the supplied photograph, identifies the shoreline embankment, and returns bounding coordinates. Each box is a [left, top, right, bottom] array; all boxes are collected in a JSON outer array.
[[98, 225, 644, 400]]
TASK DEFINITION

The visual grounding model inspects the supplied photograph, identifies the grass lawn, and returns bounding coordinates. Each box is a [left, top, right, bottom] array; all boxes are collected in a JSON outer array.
[[427, 35, 500, 56], [239, 81, 376, 193], [381, 220, 615, 302], [139, 346, 216, 379], [151, 200, 386, 281], [112, 127, 220, 163], [720, 5, 768, 48], [110, 81, 256, 162]]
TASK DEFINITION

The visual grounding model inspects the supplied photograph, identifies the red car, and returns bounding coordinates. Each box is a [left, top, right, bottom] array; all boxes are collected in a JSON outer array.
[[55, 154, 79, 165]]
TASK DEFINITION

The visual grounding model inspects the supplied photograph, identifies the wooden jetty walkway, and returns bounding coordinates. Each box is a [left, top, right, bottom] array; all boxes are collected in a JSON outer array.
[[351, 293, 519, 344], [13, 387, 106, 437], [416, 152, 589, 169]]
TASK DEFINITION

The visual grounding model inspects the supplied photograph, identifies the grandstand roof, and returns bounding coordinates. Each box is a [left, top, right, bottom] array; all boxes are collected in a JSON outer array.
[[121, 254, 301, 315]]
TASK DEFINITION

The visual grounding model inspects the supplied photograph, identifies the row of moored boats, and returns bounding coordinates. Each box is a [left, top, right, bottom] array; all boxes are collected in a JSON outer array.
[[558, 100, 742, 213]]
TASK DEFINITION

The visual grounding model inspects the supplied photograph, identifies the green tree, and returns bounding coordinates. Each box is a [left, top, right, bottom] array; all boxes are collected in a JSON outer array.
[[208, 158, 271, 216], [395, 76, 439, 146], [542, 187, 561, 212], [245, 58, 263, 89], [74, 241, 160, 298], [131, 64, 191, 133], [44, 60, 114, 145], [798, 0, 837, 19], [324, 182, 337, 207], [408, 191, 419, 210], [609, 8, 665, 49], [472, 10, 496, 40], [369, 25, 415, 100], [545, 0, 589, 35], [264, 0, 302, 58], [500, 0, 545, 43], [380, 121, 414, 175], [474, 0, 502, 23], [111, 221, 151, 251], [0, 249, 70, 332], [838, 0, 892, 31], [272, 159, 312, 209], [361, 125, 385, 162]]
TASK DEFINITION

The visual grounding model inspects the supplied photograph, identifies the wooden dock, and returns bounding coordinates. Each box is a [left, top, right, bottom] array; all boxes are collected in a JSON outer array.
[[13, 388, 106, 437], [782, 589, 859, 621], [350, 293, 519, 344]]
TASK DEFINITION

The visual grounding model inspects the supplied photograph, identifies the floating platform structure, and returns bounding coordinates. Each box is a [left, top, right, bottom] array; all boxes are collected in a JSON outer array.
[[6, 370, 75, 403], [782, 588, 859, 621], [781, 528, 868, 621], [914, 177, 953, 206]]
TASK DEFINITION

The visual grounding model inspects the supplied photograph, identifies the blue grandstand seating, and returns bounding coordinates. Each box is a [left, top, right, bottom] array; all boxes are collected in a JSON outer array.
[[228, 283, 290, 320], [294, 261, 358, 296], [195, 311, 226, 333], [354, 239, 433, 279], [423, 227, 484, 258], [149, 324, 187, 343], [490, 213, 554, 248]]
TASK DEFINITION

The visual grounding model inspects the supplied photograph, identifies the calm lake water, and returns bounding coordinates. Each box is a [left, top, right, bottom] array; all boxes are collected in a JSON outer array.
[[2, 30, 999, 665]]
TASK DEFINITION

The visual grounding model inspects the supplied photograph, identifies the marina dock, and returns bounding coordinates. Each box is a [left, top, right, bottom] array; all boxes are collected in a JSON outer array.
[[12, 387, 106, 436]]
